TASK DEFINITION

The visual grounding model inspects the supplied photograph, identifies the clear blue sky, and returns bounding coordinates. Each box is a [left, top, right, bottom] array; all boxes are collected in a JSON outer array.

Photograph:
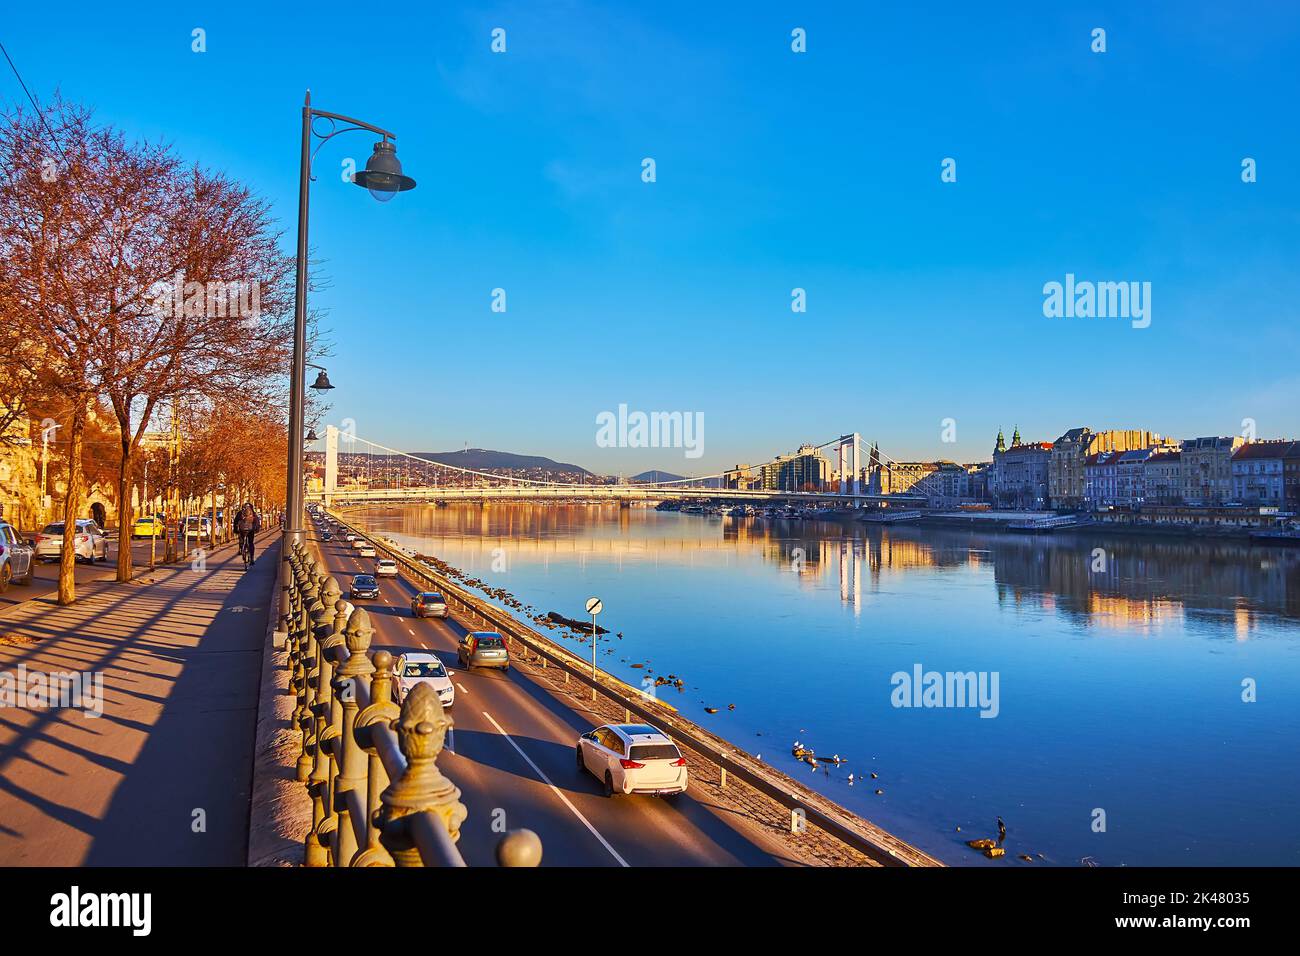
[[5, 1, 1298, 474]]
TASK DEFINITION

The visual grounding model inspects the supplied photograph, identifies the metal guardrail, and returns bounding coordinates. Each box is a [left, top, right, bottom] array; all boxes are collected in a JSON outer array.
[[280, 541, 542, 867], [330, 514, 943, 868]]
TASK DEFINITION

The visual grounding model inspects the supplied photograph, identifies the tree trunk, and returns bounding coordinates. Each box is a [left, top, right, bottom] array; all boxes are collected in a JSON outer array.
[[116, 439, 135, 583], [57, 401, 88, 606]]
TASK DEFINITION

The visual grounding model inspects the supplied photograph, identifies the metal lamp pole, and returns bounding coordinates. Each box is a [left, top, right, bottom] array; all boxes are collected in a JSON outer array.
[[284, 90, 416, 549]]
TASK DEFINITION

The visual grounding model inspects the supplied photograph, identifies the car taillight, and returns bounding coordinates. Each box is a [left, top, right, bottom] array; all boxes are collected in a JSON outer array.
[[671, 757, 688, 767], [619, 759, 644, 769], [78, 535, 89, 542]]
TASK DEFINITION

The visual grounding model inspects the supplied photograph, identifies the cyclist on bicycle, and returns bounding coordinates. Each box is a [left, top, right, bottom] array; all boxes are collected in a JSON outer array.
[[234, 503, 261, 569]]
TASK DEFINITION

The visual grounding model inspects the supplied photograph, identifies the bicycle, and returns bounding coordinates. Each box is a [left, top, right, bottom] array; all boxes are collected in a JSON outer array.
[[239, 531, 255, 567]]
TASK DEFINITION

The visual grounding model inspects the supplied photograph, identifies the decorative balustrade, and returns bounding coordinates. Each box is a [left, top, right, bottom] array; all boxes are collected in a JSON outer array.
[[281, 541, 542, 867]]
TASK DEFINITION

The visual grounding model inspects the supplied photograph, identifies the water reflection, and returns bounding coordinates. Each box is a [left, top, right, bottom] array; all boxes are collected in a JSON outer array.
[[358, 502, 1300, 635]]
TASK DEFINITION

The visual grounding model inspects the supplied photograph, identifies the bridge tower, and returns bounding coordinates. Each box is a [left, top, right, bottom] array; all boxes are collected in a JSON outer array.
[[837, 433, 862, 497], [325, 425, 339, 506]]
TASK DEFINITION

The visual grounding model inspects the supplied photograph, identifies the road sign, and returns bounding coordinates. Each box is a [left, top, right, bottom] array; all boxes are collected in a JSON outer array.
[[585, 597, 603, 615]]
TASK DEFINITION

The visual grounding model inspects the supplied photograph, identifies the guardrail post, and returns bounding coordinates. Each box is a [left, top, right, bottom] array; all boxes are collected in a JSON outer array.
[[353, 649, 399, 867], [376, 682, 467, 866], [306, 572, 343, 865], [332, 607, 375, 867], [293, 567, 321, 782]]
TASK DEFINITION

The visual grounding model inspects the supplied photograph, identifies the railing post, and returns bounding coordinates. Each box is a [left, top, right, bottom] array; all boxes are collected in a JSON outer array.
[[331, 607, 375, 867], [305, 571, 342, 866], [377, 683, 467, 866], [352, 649, 399, 867], [293, 565, 321, 782]]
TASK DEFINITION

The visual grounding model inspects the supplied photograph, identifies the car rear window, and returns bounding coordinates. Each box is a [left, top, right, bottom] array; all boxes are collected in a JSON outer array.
[[629, 744, 681, 761], [43, 524, 64, 533], [475, 636, 505, 649], [419, 593, 443, 602]]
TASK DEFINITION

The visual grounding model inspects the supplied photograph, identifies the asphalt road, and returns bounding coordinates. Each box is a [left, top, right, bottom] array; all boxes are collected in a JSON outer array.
[[0, 533, 218, 610], [313, 525, 796, 866]]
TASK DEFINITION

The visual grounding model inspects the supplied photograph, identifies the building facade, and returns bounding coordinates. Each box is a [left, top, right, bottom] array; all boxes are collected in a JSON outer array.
[[1231, 440, 1299, 507], [1143, 449, 1182, 505], [991, 440, 1053, 509], [1181, 436, 1245, 506], [1049, 428, 1167, 508]]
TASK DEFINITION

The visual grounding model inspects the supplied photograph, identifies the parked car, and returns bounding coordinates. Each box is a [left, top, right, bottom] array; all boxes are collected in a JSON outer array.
[[375, 558, 398, 577], [357, 544, 376, 558], [349, 574, 380, 600], [393, 653, 456, 709], [0, 521, 36, 591], [576, 723, 689, 798], [457, 631, 510, 671], [132, 514, 165, 538], [410, 591, 449, 619], [34, 519, 109, 564]]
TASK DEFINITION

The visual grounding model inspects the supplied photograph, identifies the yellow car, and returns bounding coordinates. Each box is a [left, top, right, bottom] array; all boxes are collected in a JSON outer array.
[[132, 515, 165, 538]]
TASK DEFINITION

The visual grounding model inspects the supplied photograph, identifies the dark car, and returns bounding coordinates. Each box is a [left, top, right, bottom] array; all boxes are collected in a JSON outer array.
[[350, 574, 380, 600], [321, 530, 333, 541]]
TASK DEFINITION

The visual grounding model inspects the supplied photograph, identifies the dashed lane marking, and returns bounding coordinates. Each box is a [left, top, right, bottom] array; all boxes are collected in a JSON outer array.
[[481, 710, 628, 868]]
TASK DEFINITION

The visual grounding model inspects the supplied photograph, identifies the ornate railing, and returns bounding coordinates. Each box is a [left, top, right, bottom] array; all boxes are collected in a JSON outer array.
[[280, 541, 541, 867]]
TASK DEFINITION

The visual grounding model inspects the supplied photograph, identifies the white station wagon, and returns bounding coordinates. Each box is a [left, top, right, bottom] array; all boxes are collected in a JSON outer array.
[[576, 723, 688, 798]]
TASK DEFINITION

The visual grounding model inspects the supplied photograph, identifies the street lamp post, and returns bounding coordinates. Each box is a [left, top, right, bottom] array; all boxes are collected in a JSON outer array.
[[284, 90, 416, 549]]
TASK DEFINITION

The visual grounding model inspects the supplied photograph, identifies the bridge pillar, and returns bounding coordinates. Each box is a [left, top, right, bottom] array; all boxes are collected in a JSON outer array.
[[837, 433, 861, 498], [325, 425, 339, 507]]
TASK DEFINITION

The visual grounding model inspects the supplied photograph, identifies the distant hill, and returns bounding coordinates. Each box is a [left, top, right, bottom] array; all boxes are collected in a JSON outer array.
[[632, 470, 685, 483], [411, 448, 592, 476]]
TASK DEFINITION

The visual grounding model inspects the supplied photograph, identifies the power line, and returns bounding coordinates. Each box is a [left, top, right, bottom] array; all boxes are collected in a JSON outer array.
[[0, 38, 71, 166]]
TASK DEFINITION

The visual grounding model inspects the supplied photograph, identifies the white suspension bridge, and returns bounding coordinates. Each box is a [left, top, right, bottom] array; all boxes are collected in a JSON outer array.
[[306, 428, 934, 507]]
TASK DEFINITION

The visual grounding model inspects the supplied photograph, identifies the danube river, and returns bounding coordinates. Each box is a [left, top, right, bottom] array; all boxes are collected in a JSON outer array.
[[347, 502, 1300, 867]]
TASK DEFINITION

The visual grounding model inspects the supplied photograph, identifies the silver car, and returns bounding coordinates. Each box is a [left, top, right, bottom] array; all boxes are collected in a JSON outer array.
[[456, 631, 510, 671], [34, 519, 109, 563], [0, 521, 35, 591]]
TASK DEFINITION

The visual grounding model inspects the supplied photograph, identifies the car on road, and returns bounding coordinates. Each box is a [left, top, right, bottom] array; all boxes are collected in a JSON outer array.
[[34, 519, 109, 563], [132, 514, 165, 538], [349, 574, 380, 600], [345, 533, 357, 542], [375, 558, 398, 577], [321, 530, 333, 541], [457, 631, 510, 671], [393, 653, 456, 709], [0, 521, 36, 591], [357, 543, 376, 558], [410, 591, 449, 619], [576, 723, 689, 798]]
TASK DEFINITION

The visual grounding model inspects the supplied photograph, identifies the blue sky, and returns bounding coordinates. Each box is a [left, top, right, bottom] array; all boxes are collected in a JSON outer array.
[[5, 1, 1298, 474]]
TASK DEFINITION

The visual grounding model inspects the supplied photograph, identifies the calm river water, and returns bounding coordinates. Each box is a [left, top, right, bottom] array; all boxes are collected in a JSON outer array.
[[349, 502, 1300, 867]]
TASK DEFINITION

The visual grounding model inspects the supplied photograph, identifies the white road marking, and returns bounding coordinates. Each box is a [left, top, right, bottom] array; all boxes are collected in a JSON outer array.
[[481, 710, 628, 868], [407, 628, 416, 636], [456, 683, 468, 694]]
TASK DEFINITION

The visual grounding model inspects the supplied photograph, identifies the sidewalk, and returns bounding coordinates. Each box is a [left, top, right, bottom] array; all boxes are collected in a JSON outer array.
[[0, 534, 279, 865]]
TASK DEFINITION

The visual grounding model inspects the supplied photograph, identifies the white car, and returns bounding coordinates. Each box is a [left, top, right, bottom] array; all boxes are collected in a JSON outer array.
[[393, 653, 455, 709], [375, 558, 398, 577], [576, 723, 688, 798], [34, 519, 109, 563], [345, 533, 357, 542], [357, 544, 376, 558]]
